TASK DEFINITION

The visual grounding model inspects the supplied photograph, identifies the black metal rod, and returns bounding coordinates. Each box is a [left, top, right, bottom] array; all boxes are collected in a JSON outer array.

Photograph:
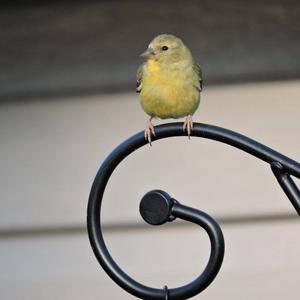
[[152, 123, 300, 178], [271, 162, 300, 216], [87, 122, 300, 300], [169, 202, 225, 299]]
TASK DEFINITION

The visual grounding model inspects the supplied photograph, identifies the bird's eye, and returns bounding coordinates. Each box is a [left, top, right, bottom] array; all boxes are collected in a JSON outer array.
[[161, 46, 169, 51]]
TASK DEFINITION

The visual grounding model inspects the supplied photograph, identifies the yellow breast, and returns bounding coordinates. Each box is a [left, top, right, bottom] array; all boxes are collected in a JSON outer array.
[[140, 60, 200, 119]]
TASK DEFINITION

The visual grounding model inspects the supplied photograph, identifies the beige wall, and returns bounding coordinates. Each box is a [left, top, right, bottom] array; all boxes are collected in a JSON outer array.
[[1, 80, 300, 299]]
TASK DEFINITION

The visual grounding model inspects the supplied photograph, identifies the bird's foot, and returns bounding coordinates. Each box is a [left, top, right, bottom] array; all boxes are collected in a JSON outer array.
[[144, 118, 156, 146], [183, 115, 193, 139]]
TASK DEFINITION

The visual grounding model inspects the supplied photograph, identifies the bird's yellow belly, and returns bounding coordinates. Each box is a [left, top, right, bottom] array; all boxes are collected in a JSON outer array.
[[140, 77, 200, 119]]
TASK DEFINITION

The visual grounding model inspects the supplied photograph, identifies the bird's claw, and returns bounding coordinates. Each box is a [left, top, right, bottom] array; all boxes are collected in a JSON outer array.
[[145, 119, 156, 146], [183, 115, 193, 139]]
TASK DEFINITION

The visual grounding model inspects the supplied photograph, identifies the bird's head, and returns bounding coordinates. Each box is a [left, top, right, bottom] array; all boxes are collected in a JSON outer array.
[[140, 34, 192, 65]]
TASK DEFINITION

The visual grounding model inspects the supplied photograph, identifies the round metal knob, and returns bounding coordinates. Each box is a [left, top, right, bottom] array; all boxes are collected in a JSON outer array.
[[139, 190, 174, 225]]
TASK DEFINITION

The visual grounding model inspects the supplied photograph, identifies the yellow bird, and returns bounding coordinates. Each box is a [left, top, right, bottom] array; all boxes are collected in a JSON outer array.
[[137, 34, 202, 145]]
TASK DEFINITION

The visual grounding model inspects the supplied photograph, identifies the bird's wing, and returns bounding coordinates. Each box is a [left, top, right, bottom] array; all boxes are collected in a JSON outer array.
[[193, 63, 203, 92], [136, 63, 145, 93]]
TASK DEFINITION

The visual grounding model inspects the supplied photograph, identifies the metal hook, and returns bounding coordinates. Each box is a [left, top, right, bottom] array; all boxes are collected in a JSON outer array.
[[87, 122, 300, 300]]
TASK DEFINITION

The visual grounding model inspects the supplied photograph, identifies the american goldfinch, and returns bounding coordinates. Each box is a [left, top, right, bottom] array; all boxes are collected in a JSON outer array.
[[137, 34, 202, 145]]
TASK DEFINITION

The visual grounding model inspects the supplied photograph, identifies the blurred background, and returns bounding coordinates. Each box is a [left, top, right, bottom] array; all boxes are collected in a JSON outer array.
[[1, 1, 300, 299]]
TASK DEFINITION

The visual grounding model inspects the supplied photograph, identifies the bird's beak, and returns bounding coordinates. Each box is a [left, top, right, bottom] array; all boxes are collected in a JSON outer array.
[[140, 48, 156, 59]]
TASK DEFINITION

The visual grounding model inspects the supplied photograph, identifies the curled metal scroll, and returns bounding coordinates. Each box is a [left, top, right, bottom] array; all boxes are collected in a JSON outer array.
[[87, 122, 300, 300]]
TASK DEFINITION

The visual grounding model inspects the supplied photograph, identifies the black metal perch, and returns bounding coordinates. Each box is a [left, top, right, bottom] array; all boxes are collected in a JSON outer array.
[[87, 122, 300, 300]]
